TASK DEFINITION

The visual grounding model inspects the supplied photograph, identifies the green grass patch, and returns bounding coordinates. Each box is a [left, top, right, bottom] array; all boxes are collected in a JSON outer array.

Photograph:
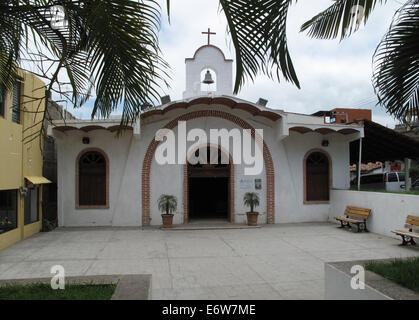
[[0, 283, 116, 300], [376, 190, 419, 195], [365, 257, 419, 294]]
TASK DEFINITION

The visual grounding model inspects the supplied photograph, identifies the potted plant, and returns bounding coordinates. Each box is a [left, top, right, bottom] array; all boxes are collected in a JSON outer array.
[[0, 217, 14, 233], [243, 192, 260, 226], [158, 194, 177, 228]]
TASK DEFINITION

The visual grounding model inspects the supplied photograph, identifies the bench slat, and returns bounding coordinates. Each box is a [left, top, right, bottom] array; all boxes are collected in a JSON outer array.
[[346, 206, 371, 213], [345, 208, 369, 214], [405, 224, 419, 231], [335, 216, 364, 224], [344, 207, 371, 220], [391, 230, 419, 239], [406, 215, 419, 226], [346, 213, 369, 220]]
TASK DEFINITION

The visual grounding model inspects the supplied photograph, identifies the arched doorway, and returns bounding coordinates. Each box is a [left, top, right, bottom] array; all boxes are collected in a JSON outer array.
[[186, 145, 233, 222]]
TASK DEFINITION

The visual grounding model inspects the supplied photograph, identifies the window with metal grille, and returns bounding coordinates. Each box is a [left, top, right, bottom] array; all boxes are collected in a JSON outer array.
[[306, 152, 330, 202], [78, 151, 107, 206], [24, 187, 39, 225], [0, 190, 18, 233], [12, 82, 21, 124]]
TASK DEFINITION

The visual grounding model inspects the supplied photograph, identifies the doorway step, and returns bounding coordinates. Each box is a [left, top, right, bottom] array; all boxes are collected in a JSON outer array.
[[161, 220, 261, 231]]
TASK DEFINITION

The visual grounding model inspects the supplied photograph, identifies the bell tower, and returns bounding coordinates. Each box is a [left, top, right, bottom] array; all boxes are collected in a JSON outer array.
[[183, 29, 233, 99]]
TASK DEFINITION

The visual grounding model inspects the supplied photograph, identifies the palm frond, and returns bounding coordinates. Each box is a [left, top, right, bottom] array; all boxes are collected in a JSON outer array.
[[158, 194, 177, 214], [79, 0, 170, 126], [219, 0, 300, 93], [0, 0, 170, 128], [243, 192, 260, 210], [301, 0, 386, 40], [166, 0, 170, 23], [372, 0, 419, 121], [0, 0, 22, 90]]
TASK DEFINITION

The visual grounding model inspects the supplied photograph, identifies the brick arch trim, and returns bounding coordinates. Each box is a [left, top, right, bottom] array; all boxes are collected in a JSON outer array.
[[141, 109, 275, 225]]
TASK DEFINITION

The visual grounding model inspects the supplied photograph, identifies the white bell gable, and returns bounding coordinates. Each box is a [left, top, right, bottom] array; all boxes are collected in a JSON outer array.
[[183, 45, 233, 99]]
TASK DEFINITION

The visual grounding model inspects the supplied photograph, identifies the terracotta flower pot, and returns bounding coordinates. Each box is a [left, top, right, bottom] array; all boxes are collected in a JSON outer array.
[[246, 212, 259, 226], [161, 214, 174, 228]]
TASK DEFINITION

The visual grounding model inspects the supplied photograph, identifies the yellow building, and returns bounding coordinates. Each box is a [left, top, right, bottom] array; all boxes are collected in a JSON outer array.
[[0, 70, 50, 250]]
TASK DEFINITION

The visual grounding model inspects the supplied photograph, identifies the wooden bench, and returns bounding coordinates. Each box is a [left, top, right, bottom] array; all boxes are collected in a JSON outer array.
[[391, 215, 419, 246], [334, 206, 371, 232]]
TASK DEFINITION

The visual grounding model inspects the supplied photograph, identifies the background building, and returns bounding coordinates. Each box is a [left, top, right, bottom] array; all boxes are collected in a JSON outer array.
[[42, 99, 77, 225], [312, 108, 372, 124], [0, 70, 50, 250]]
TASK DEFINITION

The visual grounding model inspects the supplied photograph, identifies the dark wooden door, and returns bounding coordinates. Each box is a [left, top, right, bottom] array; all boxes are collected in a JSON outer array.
[[306, 152, 329, 201]]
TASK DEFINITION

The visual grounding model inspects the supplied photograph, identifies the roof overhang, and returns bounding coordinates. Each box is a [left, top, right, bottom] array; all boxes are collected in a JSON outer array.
[[284, 112, 364, 138], [350, 120, 419, 163], [288, 125, 362, 136], [140, 96, 283, 122], [25, 176, 51, 186], [48, 119, 135, 135]]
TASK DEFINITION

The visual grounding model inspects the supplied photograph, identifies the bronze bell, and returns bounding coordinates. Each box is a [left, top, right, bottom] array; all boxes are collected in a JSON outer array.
[[202, 70, 214, 84]]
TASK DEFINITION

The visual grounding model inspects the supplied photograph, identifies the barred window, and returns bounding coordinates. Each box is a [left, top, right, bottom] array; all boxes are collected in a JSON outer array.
[[12, 81, 21, 124], [0, 86, 5, 118], [0, 190, 18, 233]]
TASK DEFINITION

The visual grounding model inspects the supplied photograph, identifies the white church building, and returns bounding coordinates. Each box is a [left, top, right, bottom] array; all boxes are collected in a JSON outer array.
[[49, 42, 363, 227]]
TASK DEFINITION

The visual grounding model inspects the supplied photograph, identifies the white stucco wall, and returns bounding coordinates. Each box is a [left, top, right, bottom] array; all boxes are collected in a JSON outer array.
[[183, 45, 233, 98], [330, 189, 419, 238], [147, 110, 267, 225], [275, 131, 351, 223], [53, 104, 355, 227], [56, 129, 140, 227]]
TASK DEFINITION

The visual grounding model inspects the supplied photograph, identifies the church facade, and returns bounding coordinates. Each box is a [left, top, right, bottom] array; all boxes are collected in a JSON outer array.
[[49, 43, 363, 227]]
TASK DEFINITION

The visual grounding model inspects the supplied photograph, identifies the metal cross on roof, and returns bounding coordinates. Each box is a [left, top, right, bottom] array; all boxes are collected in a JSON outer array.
[[202, 28, 216, 45]]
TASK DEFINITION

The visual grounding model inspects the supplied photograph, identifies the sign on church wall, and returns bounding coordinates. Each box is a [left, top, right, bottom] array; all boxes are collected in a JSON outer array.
[[239, 179, 253, 190], [255, 179, 262, 190]]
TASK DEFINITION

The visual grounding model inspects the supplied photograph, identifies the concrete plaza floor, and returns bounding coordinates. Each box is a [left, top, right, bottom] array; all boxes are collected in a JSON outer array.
[[1, 222, 418, 299]]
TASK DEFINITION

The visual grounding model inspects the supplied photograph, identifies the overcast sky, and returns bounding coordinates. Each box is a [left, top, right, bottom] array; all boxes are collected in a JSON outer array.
[[68, 0, 403, 128]]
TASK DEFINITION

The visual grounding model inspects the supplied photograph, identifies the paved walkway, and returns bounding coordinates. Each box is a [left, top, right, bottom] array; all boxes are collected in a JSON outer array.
[[1, 222, 418, 299]]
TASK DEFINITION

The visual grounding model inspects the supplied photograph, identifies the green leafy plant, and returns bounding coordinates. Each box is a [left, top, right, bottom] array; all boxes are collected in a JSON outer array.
[[0, 217, 12, 226], [243, 192, 260, 213], [2, 0, 418, 127], [41, 219, 56, 232], [410, 167, 419, 181], [300, 0, 419, 123], [158, 194, 177, 215], [0, 217, 13, 233], [0, 0, 169, 130]]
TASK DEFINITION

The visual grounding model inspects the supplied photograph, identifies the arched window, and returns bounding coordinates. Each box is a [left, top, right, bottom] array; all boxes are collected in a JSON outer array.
[[77, 150, 109, 208], [304, 150, 331, 203]]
